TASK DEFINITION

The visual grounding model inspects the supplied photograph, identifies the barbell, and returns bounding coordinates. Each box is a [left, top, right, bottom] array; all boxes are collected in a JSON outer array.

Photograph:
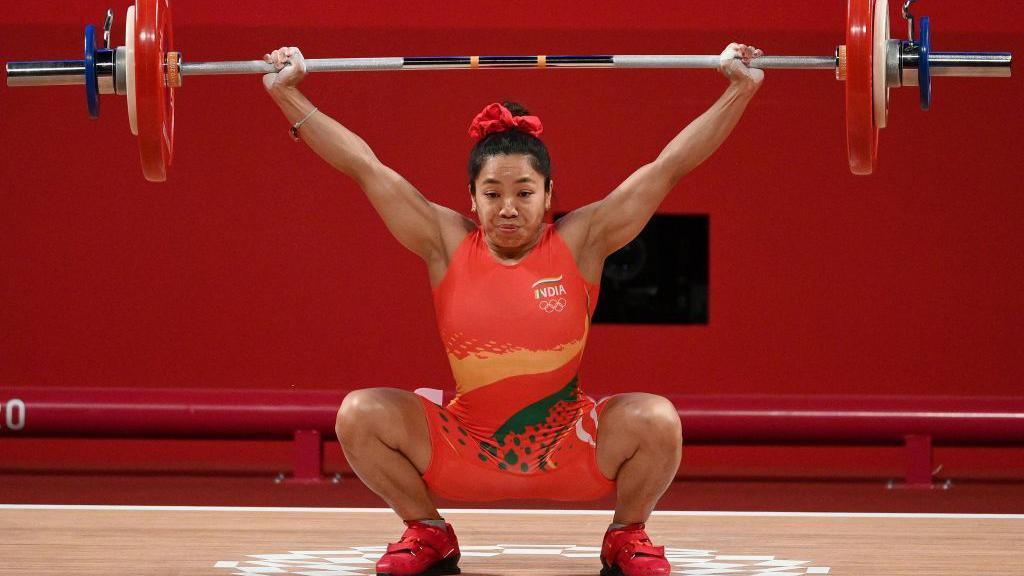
[[4, 0, 1013, 181]]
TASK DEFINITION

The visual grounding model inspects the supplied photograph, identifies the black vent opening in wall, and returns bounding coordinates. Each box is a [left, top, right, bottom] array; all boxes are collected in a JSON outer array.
[[556, 213, 709, 324]]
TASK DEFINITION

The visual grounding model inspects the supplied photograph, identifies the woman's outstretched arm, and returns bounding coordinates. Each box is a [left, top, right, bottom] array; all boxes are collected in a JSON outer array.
[[264, 47, 472, 265], [561, 43, 764, 259]]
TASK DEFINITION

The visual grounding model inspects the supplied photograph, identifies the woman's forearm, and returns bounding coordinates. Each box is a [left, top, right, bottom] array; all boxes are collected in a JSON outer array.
[[655, 82, 758, 183], [268, 85, 380, 185]]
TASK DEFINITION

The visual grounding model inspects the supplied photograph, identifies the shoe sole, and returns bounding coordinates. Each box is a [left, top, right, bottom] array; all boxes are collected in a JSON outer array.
[[377, 555, 461, 576], [600, 565, 623, 576], [602, 561, 671, 576]]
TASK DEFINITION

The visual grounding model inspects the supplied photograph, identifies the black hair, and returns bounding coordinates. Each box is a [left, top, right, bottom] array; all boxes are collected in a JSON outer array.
[[467, 101, 552, 194]]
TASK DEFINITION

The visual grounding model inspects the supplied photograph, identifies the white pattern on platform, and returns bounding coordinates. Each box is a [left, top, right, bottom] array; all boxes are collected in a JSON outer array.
[[213, 545, 831, 575]]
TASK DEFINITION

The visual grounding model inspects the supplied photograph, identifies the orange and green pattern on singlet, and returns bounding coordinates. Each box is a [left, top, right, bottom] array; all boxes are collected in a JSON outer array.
[[432, 224, 599, 474]]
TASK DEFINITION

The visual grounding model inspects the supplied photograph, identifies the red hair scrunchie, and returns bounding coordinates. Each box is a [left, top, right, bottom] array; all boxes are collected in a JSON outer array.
[[468, 103, 544, 141]]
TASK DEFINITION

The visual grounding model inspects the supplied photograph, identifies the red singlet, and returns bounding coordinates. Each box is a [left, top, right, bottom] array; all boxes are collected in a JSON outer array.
[[418, 224, 615, 501]]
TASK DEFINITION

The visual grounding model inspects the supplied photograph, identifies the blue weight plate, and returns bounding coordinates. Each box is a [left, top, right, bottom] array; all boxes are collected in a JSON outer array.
[[919, 16, 931, 110], [84, 24, 99, 119]]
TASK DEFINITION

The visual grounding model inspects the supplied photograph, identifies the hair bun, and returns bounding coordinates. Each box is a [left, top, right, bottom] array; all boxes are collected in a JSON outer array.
[[468, 102, 543, 141], [502, 101, 530, 117]]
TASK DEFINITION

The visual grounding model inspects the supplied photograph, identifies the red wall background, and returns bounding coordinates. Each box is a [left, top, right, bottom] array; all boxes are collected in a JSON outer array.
[[1, 1, 1021, 408]]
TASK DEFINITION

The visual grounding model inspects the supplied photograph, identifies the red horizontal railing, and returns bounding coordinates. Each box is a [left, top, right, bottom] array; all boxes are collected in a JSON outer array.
[[668, 394, 1024, 444], [2, 387, 1023, 487], [0, 387, 345, 439], [4, 387, 1023, 442]]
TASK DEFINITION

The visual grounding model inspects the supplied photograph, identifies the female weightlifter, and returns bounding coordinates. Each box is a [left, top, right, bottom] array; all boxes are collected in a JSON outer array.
[[263, 42, 763, 576]]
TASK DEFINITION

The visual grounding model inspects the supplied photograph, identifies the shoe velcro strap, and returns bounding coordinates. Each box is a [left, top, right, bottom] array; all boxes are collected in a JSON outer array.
[[386, 541, 422, 555], [626, 544, 665, 559]]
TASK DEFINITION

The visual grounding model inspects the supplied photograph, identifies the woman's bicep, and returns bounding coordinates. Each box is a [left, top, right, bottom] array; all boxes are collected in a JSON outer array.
[[359, 164, 447, 259], [588, 162, 676, 255], [358, 164, 474, 261]]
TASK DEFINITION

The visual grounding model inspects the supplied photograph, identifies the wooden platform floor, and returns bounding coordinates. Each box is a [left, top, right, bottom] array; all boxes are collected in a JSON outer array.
[[4, 472, 1024, 513], [2, 506, 1022, 575]]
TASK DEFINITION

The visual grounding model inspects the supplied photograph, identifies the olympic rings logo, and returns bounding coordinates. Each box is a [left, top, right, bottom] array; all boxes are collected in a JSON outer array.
[[538, 298, 567, 313]]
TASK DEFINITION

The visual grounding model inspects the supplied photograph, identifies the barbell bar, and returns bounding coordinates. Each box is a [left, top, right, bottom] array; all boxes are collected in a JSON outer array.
[[4, 0, 1013, 181]]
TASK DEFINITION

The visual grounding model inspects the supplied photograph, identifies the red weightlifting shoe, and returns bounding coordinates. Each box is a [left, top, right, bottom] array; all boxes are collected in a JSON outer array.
[[375, 520, 461, 576], [600, 523, 670, 576]]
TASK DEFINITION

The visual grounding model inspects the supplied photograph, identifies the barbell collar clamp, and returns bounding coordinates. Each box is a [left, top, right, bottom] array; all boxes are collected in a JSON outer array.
[[114, 46, 128, 94]]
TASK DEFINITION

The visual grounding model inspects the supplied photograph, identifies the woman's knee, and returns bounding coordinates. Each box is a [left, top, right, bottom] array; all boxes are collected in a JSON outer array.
[[335, 387, 393, 441], [609, 393, 681, 441]]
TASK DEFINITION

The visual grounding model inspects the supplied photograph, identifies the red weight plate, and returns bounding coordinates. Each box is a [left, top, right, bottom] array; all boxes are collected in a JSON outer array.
[[135, 0, 175, 182], [846, 0, 878, 175]]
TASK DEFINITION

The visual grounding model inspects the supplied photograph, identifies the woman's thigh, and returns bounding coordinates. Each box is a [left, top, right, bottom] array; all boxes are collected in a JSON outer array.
[[338, 387, 433, 474], [594, 392, 679, 480]]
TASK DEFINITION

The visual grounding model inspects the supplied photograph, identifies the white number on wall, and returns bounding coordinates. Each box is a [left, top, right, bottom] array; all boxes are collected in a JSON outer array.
[[1, 399, 26, 431]]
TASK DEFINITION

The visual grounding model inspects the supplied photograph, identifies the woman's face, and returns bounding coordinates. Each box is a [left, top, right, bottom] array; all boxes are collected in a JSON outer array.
[[471, 154, 551, 256]]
